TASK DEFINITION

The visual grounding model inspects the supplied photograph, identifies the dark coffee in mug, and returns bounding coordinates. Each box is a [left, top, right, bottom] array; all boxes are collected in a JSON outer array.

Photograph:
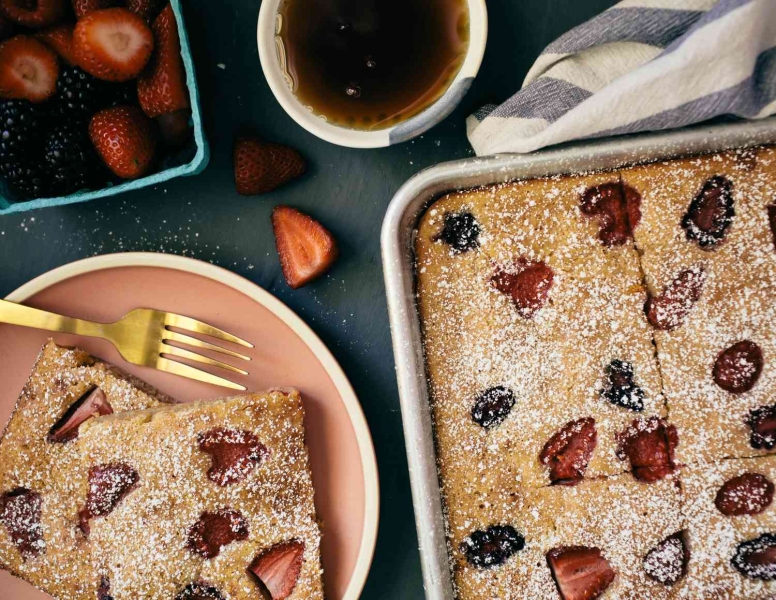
[[276, 0, 469, 131]]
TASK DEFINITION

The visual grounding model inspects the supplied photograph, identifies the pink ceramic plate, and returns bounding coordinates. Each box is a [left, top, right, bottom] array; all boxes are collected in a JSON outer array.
[[0, 253, 379, 600]]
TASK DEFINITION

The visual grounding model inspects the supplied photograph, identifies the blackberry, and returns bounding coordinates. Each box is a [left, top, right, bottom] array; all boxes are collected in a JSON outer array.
[[108, 81, 138, 108], [0, 99, 51, 200], [436, 211, 480, 253], [0, 99, 45, 165], [175, 582, 225, 600], [731, 533, 776, 580], [471, 386, 515, 429], [682, 175, 735, 249], [459, 525, 524, 568], [1, 159, 48, 200], [56, 66, 112, 120], [747, 404, 776, 450], [601, 360, 645, 412], [44, 122, 100, 195], [56, 66, 138, 121]]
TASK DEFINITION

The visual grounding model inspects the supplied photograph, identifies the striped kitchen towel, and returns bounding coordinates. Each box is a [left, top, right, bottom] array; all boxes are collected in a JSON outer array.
[[466, 0, 776, 156]]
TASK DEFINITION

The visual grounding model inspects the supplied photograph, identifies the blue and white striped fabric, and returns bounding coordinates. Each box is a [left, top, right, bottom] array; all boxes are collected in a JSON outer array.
[[466, 0, 776, 156]]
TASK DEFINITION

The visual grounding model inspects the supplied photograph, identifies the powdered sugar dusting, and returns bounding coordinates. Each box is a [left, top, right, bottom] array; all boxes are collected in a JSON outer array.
[[415, 146, 776, 598], [78, 391, 323, 599], [0, 341, 171, 599]]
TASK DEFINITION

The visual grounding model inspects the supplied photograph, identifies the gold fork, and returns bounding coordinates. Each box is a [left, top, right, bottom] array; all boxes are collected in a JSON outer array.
[[0, 299, 252, 390]]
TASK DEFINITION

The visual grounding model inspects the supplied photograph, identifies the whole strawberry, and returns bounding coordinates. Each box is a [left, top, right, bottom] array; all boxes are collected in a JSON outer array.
[[233, 136, 306, 196], [1, 0, 65, 29], [0, 35, 59, 102], [137, 3, 189, 118], [35, 23, 76, 66], [74, 8, 154, 82], [89, 105, 156, 179]]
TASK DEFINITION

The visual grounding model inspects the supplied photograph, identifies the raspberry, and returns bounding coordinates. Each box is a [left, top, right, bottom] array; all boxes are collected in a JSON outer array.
[[187, 509, 249, 559], [198, 428, 269, 487], [643, 531, 689, 586], [715, 473, 774, 516], [492, 258, 554, 319], [580, 181, 641, 247], [712, 340, 763, 394]]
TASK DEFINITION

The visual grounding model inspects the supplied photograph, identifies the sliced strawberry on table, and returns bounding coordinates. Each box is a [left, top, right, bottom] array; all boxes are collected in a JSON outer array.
[[547, 546, 615, 600], [127, 0, 162, 22], [72, 0, 116, 19], [234, 137, 306, 196], [74, 7, 154, 82], [272, 206, 338, 289], [0, 35, 59, 102], [35, 22, 75, 65], [1, 0, 65, 29], [137, 2, 189, 118], [249, 539, 305, 600], [89, 105, 156, 179]]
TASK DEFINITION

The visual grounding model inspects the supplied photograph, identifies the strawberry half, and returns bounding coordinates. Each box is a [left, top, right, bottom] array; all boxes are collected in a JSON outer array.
[[48, 386, 113, 443], [72, 0, 116, 19], [540, 417, 597, 486], [74, 8, 154, 82], [35, 22, 75, 65], [137, 3, 189, 118], [547, 546, 615, 600], [234, 136, 306, 195], [1, 0, 65, 29], [89, 105, 156, 179], [0, 35, 59, 102], [249, 539, 305, 600], [272, 206, 338, 289]]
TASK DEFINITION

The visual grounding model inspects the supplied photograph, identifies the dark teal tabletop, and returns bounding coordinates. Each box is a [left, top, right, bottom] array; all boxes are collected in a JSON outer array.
[[0, 0, 617, 596]]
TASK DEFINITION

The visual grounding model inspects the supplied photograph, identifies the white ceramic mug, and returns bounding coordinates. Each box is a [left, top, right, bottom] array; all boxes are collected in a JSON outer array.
[[257, 0, 488, 149]]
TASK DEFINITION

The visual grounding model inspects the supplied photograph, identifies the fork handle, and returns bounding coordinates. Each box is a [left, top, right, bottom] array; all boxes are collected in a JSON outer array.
[[0, 299, 107, 339]]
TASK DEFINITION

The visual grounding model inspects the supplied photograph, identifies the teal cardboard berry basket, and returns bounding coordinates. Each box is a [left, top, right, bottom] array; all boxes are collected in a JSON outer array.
[[0, 0, 209, 216]]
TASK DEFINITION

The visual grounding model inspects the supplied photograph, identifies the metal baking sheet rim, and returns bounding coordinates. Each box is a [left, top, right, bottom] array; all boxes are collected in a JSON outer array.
[[380, 117, 776, 600]]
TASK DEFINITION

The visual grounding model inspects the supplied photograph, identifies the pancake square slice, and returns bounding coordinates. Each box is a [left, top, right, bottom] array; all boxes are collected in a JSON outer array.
[[677, 456, 776, 599], [77, 390, 324, 600], [0, 340, 172, 600]]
